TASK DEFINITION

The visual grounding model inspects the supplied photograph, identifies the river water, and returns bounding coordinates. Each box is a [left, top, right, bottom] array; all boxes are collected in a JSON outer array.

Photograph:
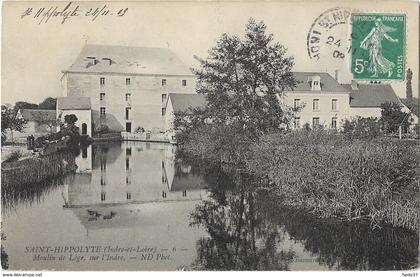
[[1, 142, 418, 270]]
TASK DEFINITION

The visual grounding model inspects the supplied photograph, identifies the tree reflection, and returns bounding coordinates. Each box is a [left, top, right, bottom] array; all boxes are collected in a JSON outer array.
[[187, 154, 419, 271], [190, 171, 295, 270]]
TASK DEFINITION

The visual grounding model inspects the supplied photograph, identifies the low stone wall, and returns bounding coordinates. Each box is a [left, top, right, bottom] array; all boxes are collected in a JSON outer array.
[[121, 132, 168, 143]]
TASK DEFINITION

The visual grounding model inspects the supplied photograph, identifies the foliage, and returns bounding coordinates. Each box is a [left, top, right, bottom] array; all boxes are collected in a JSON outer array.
[[14, 101, 38, 111], [38, 97, 56, 110], [247, 130, 418, 231], [176, 18, 296, 161], [64, 114, 78, 125], [134, 126, 145, 133], [1, 106, 27, 144], [31, 112, 60, 134], [401, 97, 419, 118], [380, 101, 410, 133], [342, 116, 382, 140], [3, 150, 22, 163], [95, 124, 110, 134]]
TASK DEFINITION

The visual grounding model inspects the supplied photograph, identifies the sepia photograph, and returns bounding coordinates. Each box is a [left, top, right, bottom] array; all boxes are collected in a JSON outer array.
[[1, 0, 419, 274]]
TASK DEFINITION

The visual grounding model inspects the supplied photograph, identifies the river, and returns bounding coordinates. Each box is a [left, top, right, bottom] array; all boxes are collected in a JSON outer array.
[[1, 141, 418, 270]]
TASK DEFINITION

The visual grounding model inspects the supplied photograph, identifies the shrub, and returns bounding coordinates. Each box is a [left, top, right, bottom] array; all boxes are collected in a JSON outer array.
[[95, 124, 110, 134], [3, 150, 21, 163], [342, 117, 382, 140], [135, 126, 145, 133]]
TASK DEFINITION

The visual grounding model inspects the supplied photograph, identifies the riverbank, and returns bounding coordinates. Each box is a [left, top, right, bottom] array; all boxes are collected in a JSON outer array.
[[246, 130, 419, 231]]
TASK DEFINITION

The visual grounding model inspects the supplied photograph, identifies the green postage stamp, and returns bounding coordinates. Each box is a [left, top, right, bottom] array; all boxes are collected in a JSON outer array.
[[351, 13, 406, 81]]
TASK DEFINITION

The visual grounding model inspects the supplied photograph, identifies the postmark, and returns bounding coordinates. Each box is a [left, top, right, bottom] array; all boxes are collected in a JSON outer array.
[[351, 13, 406, 81], [307, 7, 352, 61]]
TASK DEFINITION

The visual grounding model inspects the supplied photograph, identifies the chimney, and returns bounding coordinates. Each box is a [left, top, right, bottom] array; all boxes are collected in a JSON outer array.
[[351, 80, 358, 90]]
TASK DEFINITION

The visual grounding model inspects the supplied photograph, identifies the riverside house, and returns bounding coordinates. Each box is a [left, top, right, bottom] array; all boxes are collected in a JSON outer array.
[[60, 44, 196, 136]]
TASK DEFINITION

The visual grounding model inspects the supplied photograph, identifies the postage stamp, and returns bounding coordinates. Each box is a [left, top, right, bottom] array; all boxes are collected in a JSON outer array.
[[351, 13, 406, 81]]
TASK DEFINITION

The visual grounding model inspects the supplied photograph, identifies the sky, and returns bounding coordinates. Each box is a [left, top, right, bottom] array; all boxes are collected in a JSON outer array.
[[2, 0, 419, 105]]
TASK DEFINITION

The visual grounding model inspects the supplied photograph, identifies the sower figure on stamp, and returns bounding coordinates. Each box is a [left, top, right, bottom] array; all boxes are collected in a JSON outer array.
[[360, 18, 399, 78]]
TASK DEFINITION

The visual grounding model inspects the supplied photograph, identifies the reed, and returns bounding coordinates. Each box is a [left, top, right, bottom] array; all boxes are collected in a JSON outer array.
[[247, 130, 419, 231]]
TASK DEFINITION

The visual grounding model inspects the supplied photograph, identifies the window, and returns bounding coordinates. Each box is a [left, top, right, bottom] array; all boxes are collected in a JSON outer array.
[[162, 94, 167, 103], [100, 176, 105, 186], [161, 79, 166, 86], [313, 99, 319, 111], [126, 158, 130, 170], [126, 78, 131, 86], [125, 107, 130, 120], [126, 176, 131, 185], [100, 77, 105, 86], [312, 117, 320, 127], [313, 81, 319, 86], [126, 147, 132, 156], [125, 93, 131, 102], [101, 192, 106, 202], [294, 117, 300, 129], [331, 117, 337, 129], [100, 107, 106, 116], [182, 80, 187, 86], [100, 93, 105, 101], [162, 108, 166, 116], [182, 190, 187, 197], [332, 99, 338, 111], [162, 191, 167, 198], [126, 193, 131, 200], [294, 99, 300, 109]]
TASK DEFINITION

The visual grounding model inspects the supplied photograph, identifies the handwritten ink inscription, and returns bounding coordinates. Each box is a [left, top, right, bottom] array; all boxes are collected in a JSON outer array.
[[21, 2, 128, 25]]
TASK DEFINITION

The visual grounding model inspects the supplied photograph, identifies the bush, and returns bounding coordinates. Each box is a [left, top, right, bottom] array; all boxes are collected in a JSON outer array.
[[3, 150, 21, 163], [342, 117, 382, 140], [95, 124, 110, 134], [135, 126, 145, 133]]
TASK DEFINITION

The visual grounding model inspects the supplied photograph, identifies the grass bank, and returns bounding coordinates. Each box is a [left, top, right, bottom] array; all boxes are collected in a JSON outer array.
[[246, 130, 418, 231]]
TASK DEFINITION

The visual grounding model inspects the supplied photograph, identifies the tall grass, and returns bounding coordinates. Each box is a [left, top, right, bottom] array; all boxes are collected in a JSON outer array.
[[247, 130, 419, 231], [1, 150, 77, 189]]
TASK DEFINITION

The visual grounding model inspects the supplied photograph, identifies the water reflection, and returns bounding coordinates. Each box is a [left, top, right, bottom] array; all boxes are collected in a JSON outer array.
[[1, 142, 418, 271]]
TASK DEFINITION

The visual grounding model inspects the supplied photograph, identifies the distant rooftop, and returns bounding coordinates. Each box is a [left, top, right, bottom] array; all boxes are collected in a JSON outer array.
[[287, 72, 348, 93], [342, 84, 402, 108], [57, 97, 91, 110], [167, 93, 206, 113], [64, 44, 194, 76], [19, 109, 56, 121]]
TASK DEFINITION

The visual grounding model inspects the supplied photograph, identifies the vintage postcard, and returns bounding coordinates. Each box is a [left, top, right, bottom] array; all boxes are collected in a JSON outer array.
[[1, 0, 419, 274]]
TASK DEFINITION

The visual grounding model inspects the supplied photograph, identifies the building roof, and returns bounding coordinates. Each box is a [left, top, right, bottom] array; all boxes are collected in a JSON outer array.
[[167, 93, 206, 113], [64, 44, 194, 76], [19, 109, 56, 121], [287, 72, 348, 93], [342, 84, 402, 108], [57, 97, 91, 110]]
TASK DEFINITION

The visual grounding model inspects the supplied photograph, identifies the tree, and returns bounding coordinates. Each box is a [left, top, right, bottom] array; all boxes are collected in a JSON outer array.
[[177, 18, 296, 161], [31, 111, 60, 134], [406, 68, 413, 100], [14, 101, 38, 111], [38, 97, 57, 110], [64, 114, 78, 125], [342, 116, 382, 140], [380, 102, 410, 133], [1, 106, 26, 144]]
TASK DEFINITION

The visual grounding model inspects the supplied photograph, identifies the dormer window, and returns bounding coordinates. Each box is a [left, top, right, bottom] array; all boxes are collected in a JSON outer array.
[[102, 57, 113, 65], [86, 56, 98, 66], [310, 75, 321, 91]]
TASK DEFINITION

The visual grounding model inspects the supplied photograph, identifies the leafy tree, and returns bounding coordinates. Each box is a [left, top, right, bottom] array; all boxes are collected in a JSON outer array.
[[1, 106, 26, 144], [380, 102, 410, 133], [176, 18, 296, 162], [64, 114, 78, 125], [31, 111, 60, 134], [14, 101, 38, 111], [38, 97, 57, 110]]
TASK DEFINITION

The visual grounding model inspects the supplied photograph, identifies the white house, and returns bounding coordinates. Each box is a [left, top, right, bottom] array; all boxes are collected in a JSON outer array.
[[57, 97, 92, 136], [61, 44, 196, 135]]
